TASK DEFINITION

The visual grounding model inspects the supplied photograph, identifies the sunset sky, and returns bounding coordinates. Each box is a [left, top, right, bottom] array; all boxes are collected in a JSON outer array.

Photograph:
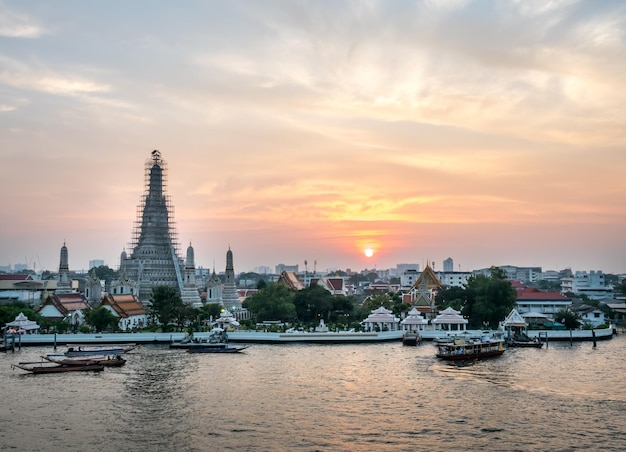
[[1, 1, 625, 275]]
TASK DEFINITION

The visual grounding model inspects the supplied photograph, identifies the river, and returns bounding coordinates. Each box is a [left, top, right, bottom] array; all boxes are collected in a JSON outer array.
[[1, 336, 625, 451]]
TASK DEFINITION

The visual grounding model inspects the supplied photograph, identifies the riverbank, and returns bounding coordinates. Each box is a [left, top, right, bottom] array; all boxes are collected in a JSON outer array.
[[1, 324, 615, 348]]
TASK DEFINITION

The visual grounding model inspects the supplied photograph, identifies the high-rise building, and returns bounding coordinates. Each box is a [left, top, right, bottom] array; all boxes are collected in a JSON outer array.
[[122, 150, 187, 303], [443, 257, 454, 272]]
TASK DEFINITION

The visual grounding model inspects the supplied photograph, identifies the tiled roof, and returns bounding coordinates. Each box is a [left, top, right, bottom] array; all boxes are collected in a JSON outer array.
[[101, 294, 146, 318], [0, 274, 32, 281], [276, 271, 304, 290], [41, 293, 90, 316], [517, 289, 570, 301]]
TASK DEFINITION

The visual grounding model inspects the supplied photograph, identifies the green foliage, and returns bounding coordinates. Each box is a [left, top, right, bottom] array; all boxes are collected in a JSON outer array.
[[555, 309, 581, 329], [361, 293, 393, 316], [85, 306, 118, 332], [148, 285, 186, 332], [200, 303, 223, 320], [243, 283, 296, 322], [294, 285, 335, 322], [0, 302, 42, 327], [92, 265, 119, 282], [435, 286, 467, 311], [463, 266, 517, 328]]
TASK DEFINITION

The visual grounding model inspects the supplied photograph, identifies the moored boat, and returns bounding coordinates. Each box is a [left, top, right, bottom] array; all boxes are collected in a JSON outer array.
[[12, 361, 105, 374], [402, 332, 421, 346], [43, 354, 127, 367], [64, 345, 136, 356], [187, 344, 249, 354], [436, 336, 505, 361]]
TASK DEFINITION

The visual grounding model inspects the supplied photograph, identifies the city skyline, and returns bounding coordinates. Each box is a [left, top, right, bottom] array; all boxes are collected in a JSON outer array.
[[1, 2, 625, 275]]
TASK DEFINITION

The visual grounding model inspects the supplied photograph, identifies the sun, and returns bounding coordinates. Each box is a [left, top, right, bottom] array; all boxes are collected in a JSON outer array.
[[364, 248, 374, 258]]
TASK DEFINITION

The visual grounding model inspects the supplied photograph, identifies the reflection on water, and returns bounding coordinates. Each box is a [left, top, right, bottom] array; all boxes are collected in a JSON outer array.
[[1, 337, 625, 451]]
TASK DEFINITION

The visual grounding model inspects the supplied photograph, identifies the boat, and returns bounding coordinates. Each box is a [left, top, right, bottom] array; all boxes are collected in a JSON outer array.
[[402, 332, 421, 346], [506, 332, 543, 348], [12, 361, 105, 374], [187, 344, 249, 353], [169, 334, 210, 349], [43, 354, 127, 367], [185, 328, 249, 353], [64, 345, 136, 356], [435, 336, 505, 361]]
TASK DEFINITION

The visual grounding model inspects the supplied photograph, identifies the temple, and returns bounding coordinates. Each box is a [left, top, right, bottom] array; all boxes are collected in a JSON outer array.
[[122, 150, 195, 303]]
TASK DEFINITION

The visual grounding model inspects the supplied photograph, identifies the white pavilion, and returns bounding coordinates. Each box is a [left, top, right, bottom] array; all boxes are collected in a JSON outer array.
[[431, 307, 468, 332], [4, 312, 40, 334], [214, 310, 240, 331], [361, 306, 400, 332], [400, 307, 428, 334]]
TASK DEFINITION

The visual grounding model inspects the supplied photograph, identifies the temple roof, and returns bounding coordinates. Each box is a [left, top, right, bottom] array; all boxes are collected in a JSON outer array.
[[432, 306, 468, 324], [101, 294, 146, 318], [276, 271, 304, 291]]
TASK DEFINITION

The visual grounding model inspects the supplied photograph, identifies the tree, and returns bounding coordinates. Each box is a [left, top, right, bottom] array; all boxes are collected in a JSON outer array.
[[463, 266, 516, 329], [361, 293, 393, 315], [243, 283, 296, 323], [85, 306, 118, 332], [435, 286, 467, 311], [92, 265, 118, 282], [555, 309, 581, 329], [148, 285, 186, 332], [293, 285, 335, 323], [0, 302, 41, 327]]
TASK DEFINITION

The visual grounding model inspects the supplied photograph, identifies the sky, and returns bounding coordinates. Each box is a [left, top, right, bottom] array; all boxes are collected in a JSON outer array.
[[1, 0, 625, 275]]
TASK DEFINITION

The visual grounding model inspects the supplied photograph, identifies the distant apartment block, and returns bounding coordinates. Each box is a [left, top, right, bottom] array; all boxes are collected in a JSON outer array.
[[253, 266, 271, 274], [443, 258, 454, 272], [89, 259, 105, 270], [400, 269, 421, 288], [436, 271, 473, 288], [275, 264, 299, 274], [475, 265, 542, 283], [561, 270, 613, 300]]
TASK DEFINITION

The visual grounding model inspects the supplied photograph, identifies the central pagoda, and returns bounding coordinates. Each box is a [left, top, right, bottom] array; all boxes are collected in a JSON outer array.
[[122, 150, 199, 304]]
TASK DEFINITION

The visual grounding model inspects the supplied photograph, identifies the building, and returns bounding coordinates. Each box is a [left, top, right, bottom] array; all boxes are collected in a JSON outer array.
[[56, 242, 73, 294], [443, 257, 454, 272], [561, 270, 613, 300], [222, 247, 240, 311], [435, 271, 472, 288], [180, 243, 202, 306], [205, 267, 223, 305], [122, 150, 187, 303], [99, 293, 148, 331], [400, 269, 420, 289], [89, 259, 104, 270], [275, 264, 299, 274], [0, 274, 55, 304], [515, 288, 572, 315], [475, 265, 542, 283], [38, 293, 91, 326]]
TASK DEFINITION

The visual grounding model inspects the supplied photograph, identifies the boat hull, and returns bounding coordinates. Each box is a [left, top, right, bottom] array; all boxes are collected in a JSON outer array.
[[187, 345, 248, 353], [13, 362, 105, 373], [436, 349, 505, 360]]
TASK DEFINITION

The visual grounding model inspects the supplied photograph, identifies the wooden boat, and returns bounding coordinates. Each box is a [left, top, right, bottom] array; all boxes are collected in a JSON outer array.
[[187, 344, 249, 354], [436, 337, 505, 361], [64, 345, 136, 356], [402, 332, 421, 346], [43, 354, 127, 367], [506, 332, 543, 348], [12, 361, 105, 374]]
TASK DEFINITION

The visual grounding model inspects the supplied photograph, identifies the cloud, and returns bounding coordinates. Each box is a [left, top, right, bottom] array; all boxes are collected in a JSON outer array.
[[0, 4, 44, 38]]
